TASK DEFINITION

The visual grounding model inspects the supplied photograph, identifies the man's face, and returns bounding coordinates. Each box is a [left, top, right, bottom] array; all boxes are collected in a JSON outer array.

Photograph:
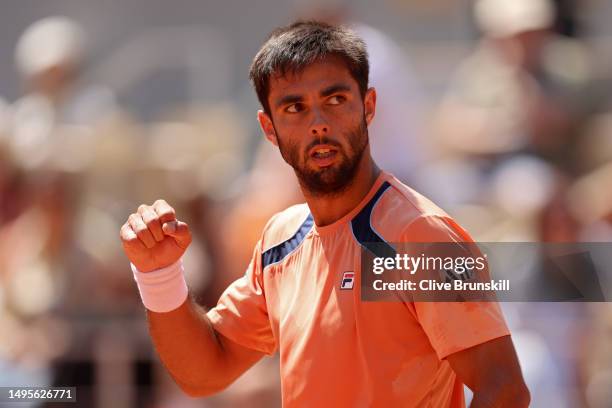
[[259, 55, 375, 196]]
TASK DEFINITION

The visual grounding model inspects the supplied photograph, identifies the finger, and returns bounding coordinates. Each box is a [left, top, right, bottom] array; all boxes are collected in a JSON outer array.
[[128, 213, 156, 249], [138, 205, 164, 242], [120, 222, 145, 251], [153, 199, 176, 224], [162, 221, 192, 249]]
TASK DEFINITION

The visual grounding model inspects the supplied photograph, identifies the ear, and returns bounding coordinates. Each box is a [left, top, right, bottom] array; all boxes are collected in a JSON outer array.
[[257, 110, 278, 147], [363, 87, 377, 126]]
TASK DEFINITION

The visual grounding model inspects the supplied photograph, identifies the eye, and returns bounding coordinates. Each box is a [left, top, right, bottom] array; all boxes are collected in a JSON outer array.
[[285, 103, 304, 113], [328, 95, 346, 105]]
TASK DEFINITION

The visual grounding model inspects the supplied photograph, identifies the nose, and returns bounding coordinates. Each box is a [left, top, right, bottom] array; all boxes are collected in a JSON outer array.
[[310, 122, 329, 137], [311, 124, 328, 137], [309, 111, 329, 137]]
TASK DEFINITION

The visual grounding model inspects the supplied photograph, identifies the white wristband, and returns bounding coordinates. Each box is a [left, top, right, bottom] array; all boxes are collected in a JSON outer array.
[[131, 259, 188, 313]]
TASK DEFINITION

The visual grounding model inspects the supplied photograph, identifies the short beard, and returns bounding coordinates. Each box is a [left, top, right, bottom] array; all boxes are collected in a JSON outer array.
[[276, 118, 369, 197]]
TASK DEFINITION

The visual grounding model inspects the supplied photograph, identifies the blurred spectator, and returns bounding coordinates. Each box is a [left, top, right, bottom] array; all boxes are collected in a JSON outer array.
[[419, 0, 605, 236], [8, 16, 116, 172], [433, 0, 596, 174]]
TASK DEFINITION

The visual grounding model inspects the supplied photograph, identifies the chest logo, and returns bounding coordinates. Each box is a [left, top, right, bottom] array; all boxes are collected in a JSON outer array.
[[340, 271, 355, 290]]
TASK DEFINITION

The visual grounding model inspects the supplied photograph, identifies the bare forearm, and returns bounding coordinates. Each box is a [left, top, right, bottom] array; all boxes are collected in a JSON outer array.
[[147, 297, 226, 395], [121, 200, 263, 395]]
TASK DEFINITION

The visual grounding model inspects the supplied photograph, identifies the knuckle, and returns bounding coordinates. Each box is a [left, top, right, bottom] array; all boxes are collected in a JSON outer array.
[[134, 225, 148, 236], [156, 200, 175, 213], [161, 210, 175, 219], [143, 212, 158, 224], [124, 236, 138, 245]]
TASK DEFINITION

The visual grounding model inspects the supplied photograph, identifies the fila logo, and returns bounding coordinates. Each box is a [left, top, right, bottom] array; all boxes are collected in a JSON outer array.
[[340, 272, 355, 290]]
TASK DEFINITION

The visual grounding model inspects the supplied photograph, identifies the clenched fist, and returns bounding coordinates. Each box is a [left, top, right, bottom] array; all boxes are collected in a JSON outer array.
[[120, 199, 192, 272]]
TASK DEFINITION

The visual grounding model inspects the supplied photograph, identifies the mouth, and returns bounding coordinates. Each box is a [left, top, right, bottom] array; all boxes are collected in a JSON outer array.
[[308, 145, 339, 168]]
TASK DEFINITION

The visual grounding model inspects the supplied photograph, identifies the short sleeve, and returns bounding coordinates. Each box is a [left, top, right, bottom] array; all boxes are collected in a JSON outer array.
[[206, 240, 276, 355], [403, 215, 510, 360]]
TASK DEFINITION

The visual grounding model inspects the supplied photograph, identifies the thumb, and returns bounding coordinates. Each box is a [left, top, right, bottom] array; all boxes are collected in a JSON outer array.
[[162, 221, 192, 248]]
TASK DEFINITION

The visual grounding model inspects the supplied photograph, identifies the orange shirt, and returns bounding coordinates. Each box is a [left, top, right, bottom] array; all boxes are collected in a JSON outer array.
[[207, 172, 509, 407]]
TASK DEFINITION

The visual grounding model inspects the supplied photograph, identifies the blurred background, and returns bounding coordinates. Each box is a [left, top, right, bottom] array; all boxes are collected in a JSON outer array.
[[0, 0, 611, 406]]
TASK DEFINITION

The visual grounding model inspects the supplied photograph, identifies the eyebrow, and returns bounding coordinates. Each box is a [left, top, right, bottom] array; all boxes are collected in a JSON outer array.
[[274, 83, 352, 109], [320, 83, 351, 97], [275, 94, 303, 109]]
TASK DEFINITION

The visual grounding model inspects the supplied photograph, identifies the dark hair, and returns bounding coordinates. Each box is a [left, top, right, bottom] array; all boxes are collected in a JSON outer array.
[[249, 20, 369, 115]]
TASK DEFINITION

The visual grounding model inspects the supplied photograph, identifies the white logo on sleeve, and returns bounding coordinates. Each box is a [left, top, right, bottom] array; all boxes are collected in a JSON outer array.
[[340, 271, 354, 290]]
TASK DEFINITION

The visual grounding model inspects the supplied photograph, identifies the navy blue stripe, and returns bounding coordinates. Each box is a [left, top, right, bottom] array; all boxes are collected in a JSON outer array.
[[262, 213, 314, 268], [351, 181, 396, 258]]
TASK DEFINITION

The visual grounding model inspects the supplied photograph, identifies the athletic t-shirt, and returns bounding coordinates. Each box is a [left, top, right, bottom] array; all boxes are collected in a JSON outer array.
[[207, 171, 509, 407]]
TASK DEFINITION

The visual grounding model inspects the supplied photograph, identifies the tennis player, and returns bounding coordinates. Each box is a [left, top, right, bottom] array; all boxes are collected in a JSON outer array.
[[120, 21, 529, 407]]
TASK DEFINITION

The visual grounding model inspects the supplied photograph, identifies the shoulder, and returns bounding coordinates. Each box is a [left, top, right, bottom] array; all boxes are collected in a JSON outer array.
[[260, 203, 312, 253], [370, 175, 473, 243]]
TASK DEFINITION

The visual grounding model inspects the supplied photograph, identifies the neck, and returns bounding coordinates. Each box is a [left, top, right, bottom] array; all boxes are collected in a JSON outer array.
[[301, 151, 381, 227]]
